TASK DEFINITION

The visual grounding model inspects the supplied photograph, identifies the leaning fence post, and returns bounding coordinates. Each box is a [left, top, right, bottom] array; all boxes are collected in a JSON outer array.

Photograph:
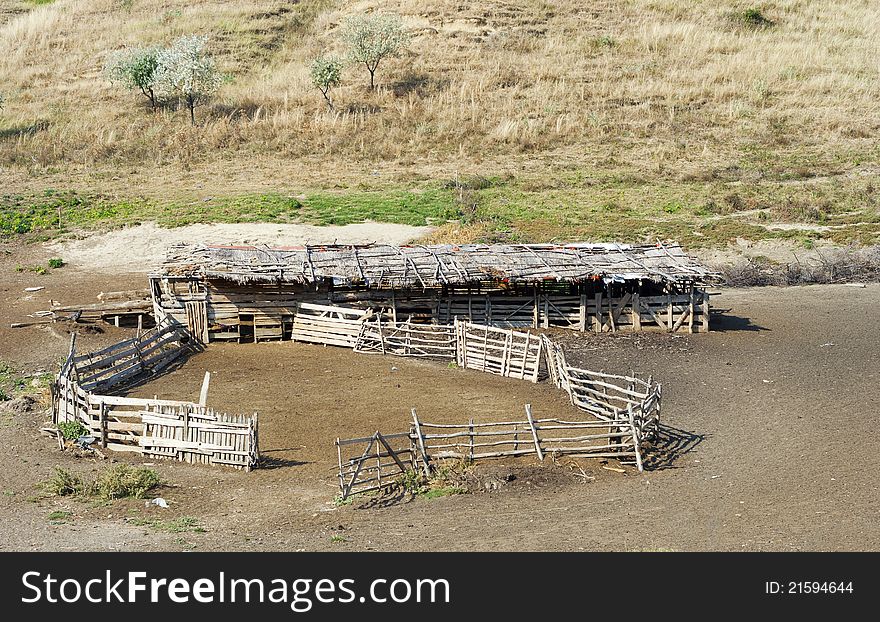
[[525, 404, 543, 461], [627, 404, 643, 473], [411, 408, 431, 476]]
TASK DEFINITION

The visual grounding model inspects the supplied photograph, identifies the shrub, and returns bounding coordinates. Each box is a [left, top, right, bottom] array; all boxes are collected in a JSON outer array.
[[104, 46, 162, 109], [341, 13, 409, 89], [57, 420, 89, 440], [42, 467, 86, 497], [154, 35, 223, 125], [95, 464, 160, 500], [731, 8, 774, 29], [310, 55, 343, 110], [47, 257, 64, 269]]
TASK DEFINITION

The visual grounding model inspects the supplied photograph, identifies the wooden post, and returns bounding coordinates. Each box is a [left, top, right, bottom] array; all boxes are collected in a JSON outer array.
[[632, 292, 641, 332], [700, 289, 710, 333], [532, 288, 539, 328], [608, 293, 616, 333], [411, 409, 431, 476], [542, 294, 549, 329], [99, 401, 108, 448], [579, 292, 587, 332], [594, 292, 602, 333], [688, 286, 695, 334], [628, 404, 643, 472], [525, 404, 543, 461], [468, 418, 474, 462], [198, 371, 211, 406], [667, 291, 673, 333]]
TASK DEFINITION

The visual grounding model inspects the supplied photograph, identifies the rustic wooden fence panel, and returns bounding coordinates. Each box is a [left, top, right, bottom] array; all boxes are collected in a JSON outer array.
[[354, 319, 456, 359], [335, 431, 417, 499], [141, 405, 259, 471], [72, 321, 194, 393], [52, 331, 259, 471], [290, 302, 369, 348], [454, 320, 542, 382]]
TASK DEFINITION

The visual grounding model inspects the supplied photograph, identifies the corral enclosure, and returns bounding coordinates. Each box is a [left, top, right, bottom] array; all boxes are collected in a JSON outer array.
[[151, 242, 719, 343]]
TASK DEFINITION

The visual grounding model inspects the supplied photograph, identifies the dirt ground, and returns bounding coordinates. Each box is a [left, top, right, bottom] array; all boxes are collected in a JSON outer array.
[[1, 239, 878, 552]]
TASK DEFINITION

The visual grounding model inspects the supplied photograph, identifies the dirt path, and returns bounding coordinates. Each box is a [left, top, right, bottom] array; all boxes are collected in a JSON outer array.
[[1, 234, 878, 551], [47, 222, 433, 274]]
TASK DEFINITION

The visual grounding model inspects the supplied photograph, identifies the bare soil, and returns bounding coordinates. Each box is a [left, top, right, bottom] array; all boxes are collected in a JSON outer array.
[[1, 238, 878, 552]]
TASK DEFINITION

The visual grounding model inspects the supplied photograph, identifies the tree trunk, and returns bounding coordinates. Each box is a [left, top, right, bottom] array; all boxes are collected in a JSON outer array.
[[188, 95, 195, 125]]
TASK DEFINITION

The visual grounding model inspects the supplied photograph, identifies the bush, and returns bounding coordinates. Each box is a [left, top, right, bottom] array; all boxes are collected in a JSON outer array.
[[57, 420, 89, 440], [47, 257, 64, 269], [95, 464, 160, 500], [104, 46, 162, 109], [42, 467, 86, 497], [731, 8, 774, 29], [310, 55, 343, 110]]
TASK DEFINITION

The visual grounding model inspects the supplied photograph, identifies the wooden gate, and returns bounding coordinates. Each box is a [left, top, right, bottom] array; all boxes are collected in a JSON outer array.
[[291, 302, 368, 347], [335, 431, 417, 499]]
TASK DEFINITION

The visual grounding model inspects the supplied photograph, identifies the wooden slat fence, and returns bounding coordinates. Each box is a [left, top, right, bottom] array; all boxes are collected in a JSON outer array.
[[290, 302, 369, 348], [141, 405, 258, 470], [354, 319, 456, 359], [454, 320, 542, 382], [52, 331, 259, 471], [72, 320, 195, 393]]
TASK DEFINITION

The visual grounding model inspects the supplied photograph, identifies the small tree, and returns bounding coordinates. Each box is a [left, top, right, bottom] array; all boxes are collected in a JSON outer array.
[[341, 13, 408, 90], [104, 46, 161, 109], [310, 55, 343, 110], [154, 34, 223, 125]]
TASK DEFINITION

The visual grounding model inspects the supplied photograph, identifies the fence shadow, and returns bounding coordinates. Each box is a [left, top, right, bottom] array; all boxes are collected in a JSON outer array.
[[258, 453, 309, 470], [643, 424, 706, 471], [710, 308, 767, 332]]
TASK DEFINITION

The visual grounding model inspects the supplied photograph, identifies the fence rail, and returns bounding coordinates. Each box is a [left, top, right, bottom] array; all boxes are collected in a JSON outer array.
[[354, 320, 456, 359]]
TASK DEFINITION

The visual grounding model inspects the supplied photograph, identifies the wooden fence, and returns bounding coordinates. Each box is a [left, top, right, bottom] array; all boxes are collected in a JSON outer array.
[[71, 321, 196, 393], [454, 321, 543, 382], [335, 431, 417, 499], [53, 328, 259, 471], [290, 302, 369, 348], [354, 319, 456, 358], [335, 404, 646, 499]]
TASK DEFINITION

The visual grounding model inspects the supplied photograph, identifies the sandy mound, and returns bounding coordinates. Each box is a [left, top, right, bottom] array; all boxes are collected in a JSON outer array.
[[49, 222, 433, 274]]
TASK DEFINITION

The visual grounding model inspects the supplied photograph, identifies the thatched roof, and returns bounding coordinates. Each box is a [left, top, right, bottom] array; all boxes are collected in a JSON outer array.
[[157, 242, 719, 288]]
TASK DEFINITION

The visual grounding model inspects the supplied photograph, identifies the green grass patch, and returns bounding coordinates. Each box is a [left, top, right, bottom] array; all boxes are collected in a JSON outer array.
[[129, 516, 206, 533], [40, 465, 161, 501], [47, 510, 72, 522]]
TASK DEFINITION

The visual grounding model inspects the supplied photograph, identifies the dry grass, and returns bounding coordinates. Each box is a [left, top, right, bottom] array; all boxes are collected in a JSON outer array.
[[1, 0, 879, 245]]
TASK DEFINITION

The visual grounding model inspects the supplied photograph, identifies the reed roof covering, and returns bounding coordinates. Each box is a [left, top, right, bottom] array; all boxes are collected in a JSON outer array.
[[157, 242, 719, 288]]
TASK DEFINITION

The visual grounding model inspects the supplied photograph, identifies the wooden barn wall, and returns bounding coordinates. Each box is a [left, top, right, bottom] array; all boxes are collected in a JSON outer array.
[[150, 277, 710, 342]]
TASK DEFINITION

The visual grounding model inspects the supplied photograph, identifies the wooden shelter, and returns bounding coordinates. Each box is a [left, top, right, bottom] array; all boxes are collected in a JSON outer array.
[[150, 242, 720, 343]]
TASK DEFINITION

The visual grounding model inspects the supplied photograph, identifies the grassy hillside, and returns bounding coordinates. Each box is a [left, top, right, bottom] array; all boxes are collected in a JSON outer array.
[[1, 0, 879, 246]]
